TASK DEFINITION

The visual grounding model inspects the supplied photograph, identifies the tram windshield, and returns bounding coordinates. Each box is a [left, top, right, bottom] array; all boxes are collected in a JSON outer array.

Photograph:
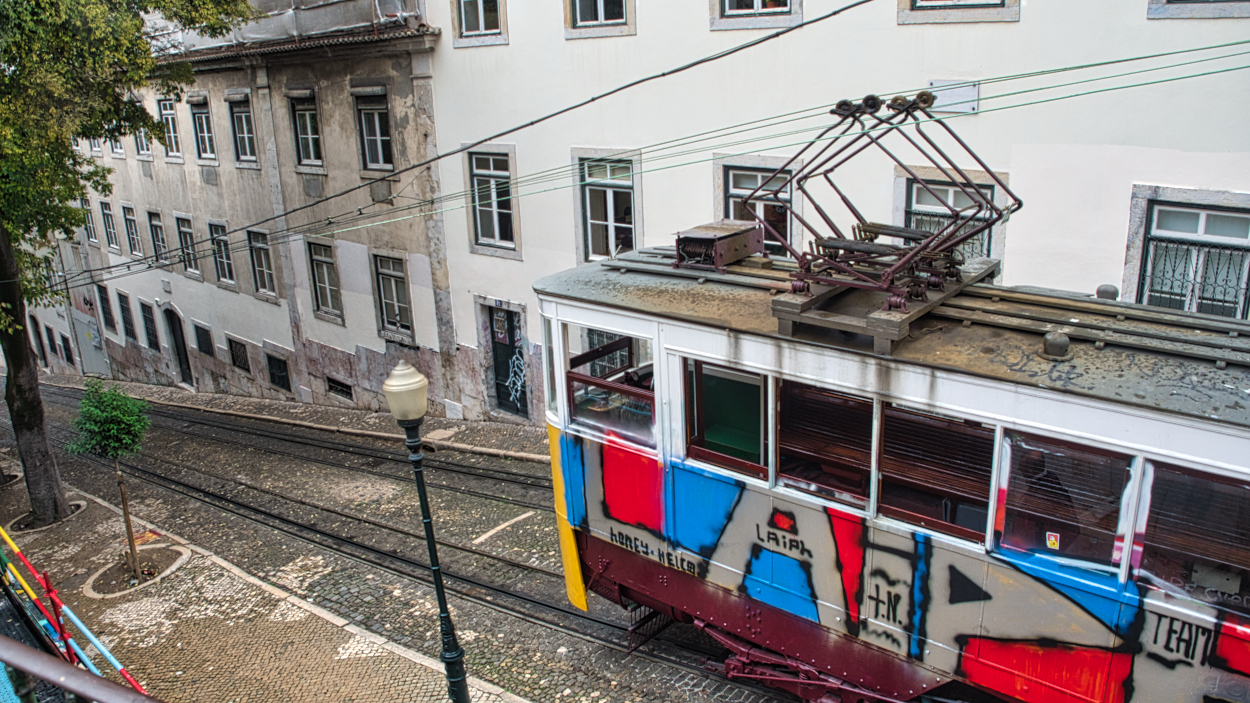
[[564, 324, 655, 446]]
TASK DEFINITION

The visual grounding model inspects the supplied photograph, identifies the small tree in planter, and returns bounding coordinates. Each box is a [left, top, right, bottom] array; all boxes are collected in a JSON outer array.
[[66, 380, 150, 581]]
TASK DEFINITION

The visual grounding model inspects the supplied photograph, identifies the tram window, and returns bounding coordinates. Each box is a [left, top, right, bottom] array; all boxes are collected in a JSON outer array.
[[878, 404, 995, 542], [1139, 462, 1250, 615], [543, 317, 557, 416], [564, 323, 654, 446], [686, 360, 767, 479], [999, 431, 1131, 567], [776, 381, 872, 506]]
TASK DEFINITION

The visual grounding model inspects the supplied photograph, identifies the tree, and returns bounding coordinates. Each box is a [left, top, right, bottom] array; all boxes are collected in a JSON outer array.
[[66, 380, 151, 578], [0, 0, 254, 526]]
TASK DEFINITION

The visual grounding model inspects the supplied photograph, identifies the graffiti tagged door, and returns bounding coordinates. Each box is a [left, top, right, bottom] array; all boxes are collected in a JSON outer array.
[[491, 308, 527, 417], [163, 309, 194, 386]]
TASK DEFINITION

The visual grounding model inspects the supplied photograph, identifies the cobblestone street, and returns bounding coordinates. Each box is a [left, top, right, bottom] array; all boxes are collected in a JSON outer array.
[[0, 378, 782, 703]]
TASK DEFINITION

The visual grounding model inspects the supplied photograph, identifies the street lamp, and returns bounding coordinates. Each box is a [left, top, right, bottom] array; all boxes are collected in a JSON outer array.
[[383, 361, 471, 703]]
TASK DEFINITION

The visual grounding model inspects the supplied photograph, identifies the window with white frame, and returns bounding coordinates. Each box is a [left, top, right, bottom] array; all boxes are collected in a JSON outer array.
[[375, 256, 412, 334], [134, 129, 151, 156], [210, 224, 235, 283], [1139, 203, 1250, 320], [176, 218, 199, 273], [292, 98, 323, 165], [249, 231, 276, 295], [574, 0, 625, 26], [581, 158, 634, 259], [723, 0, 789, 15], [88, 138, 102, 152], [191, 104, 216, 159], [460, 0, 501, 34], [912, 0, 1004, 6], [905, 179, 996, 260], [148, 212, 168, 262], [231, 102, 256, 161], [725, 167, 791, 255], [122, 207, 142, 255], [357, 96, 392, 170], [158, 100, 181, 157], [309, 242, 342, 317], [80, 198, 98, 243], [100, 202, 119, 249], [109, 137, 125, 156], [470, 153, 514, 247]]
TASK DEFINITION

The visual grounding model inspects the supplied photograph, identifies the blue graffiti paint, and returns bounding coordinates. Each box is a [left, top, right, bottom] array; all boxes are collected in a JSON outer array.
[[909, 533, 930, 660], [669, 462, 744, 557], [995, 547, 1140, 637], [743, 547, 819, 623], [561, 433, 588, 528]]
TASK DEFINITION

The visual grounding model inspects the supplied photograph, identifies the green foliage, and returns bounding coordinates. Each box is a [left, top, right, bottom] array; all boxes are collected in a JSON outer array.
[[0, 0, 255, 330], [66, 380, 151, 460]]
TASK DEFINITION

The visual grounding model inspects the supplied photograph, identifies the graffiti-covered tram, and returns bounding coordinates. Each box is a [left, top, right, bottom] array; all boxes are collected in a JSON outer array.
[[535, 251, 1250, 703]]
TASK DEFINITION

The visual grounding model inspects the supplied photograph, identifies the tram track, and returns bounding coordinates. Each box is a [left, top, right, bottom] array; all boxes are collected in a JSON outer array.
[[37, 387, 555, 514]]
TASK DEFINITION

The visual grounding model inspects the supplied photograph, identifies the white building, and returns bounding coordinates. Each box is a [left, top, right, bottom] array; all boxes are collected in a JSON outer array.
[[32, 0, 1250, 424]]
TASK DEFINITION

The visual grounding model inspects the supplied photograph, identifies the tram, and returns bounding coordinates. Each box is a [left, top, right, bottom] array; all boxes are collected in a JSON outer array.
[[536, 95, 1250, 703]]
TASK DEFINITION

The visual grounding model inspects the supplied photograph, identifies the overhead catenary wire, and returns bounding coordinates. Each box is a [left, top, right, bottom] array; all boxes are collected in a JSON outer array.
[[54, 57, 1250, 296], [58, 35, 1250, 287]]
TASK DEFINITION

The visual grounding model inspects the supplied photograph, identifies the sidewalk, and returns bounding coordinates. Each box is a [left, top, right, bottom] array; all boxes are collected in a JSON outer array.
[[39, 374, 551, 462], [0, 481, 530, 703]]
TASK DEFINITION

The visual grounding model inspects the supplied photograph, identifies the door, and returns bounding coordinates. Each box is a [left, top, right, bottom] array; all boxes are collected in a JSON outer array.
[[163, 309, 193, 386], [70, 308, 110, 377], [491, 308, 527, 417]]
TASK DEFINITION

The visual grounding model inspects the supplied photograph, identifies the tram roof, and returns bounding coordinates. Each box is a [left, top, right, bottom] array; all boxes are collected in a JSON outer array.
[[535, 256, 1250, 431]]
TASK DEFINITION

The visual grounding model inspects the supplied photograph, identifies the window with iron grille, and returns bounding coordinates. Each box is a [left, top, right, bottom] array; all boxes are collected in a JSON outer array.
[[158, 100, 181, 157], [327, 377, 353, 400], [60, 334, 74, 366], [122, 207, 142, 255], [28, 315, 47, 366], [1138, 203, 1250, 320], [211, 224, 235, 283], [80, 198, 97, 243], [191, 104, 216, 159], [574, 0, 625, 25], [471, 153, 514, 247], [904, 179, 996, 260], [117, 292, 137, 341], [229, 339, 250, 372], [309, 243, 342, 316], [459, 0, 501, 34], [292, 99, 323, 165], [140, 302, 160, 349], [267, 354, 291, 391], [194, 325, 214, 356], [375, 256, 412, 334], [176, 218, 199, 273], [148, 212, 168, 262], [725, 167, 791, 255], [96, 285, 116, 331], [45, 327, 59, 361], [580, 159, 634, 260], [231, 102, 256, 161], [357, 97, 392, 169], [249, 231, 276, 294], [100, 202, 120, 249], [723, 0, 789, 15]]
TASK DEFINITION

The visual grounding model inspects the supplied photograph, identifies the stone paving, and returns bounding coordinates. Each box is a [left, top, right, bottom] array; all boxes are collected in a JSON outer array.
[[0, 481, 527, 703]]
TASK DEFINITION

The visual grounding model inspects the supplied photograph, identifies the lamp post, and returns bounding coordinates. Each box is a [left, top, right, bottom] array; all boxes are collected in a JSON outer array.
[[382, 361, 471, 703]]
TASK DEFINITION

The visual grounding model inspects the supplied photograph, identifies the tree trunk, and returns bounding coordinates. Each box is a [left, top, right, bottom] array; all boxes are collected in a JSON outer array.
[[0, 224, 69, 526]]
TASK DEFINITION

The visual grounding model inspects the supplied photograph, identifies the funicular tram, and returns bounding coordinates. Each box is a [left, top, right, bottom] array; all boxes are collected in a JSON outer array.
[[535, 92, 1250, 703]]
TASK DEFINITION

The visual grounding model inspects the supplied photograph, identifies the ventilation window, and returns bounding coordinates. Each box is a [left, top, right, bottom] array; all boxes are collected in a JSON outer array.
[[228, 339, 250, 372], [327, 377, 353, 400], [267, 354, 291, 391], [194, 325, 214, 357]]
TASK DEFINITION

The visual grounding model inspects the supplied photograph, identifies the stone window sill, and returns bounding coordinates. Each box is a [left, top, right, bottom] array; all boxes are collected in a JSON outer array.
[[379, 329, 414, 345], [1147, 0, 1250, 18], [216, 280, 239, 293], [236, 161, 261, 170], [454, 31, 509, 48], [165, 157, 185, 165], [897, 0, 1019, 23], [137, 155, 154, 162], [313, 310, 345, 326], [295, 164, 327, 175], [470, 241, 523, 260], [253, 292, 281, 305], [196, 159, 220, 168], [361, 169, 397, 181]]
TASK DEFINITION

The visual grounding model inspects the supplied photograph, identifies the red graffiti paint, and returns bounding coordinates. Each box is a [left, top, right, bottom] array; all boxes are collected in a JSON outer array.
[[601, 433, 663, 533], [827, 507, 865, 629], [1215, 616, 1250, 677], [961, 638, 1132, 703]]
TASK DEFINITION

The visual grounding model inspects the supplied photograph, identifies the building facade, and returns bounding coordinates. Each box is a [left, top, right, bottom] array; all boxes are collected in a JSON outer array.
[[32, 0, 1250, 424]]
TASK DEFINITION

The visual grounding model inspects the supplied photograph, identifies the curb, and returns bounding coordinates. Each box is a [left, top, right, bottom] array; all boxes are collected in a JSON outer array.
[[70, 487, 532, 703], [42, 381, 550, 464]]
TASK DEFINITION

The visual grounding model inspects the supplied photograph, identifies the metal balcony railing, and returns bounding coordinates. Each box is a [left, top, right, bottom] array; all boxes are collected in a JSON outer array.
[[1140, 237, 1250, 320], [905, 210, 993, 261]]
